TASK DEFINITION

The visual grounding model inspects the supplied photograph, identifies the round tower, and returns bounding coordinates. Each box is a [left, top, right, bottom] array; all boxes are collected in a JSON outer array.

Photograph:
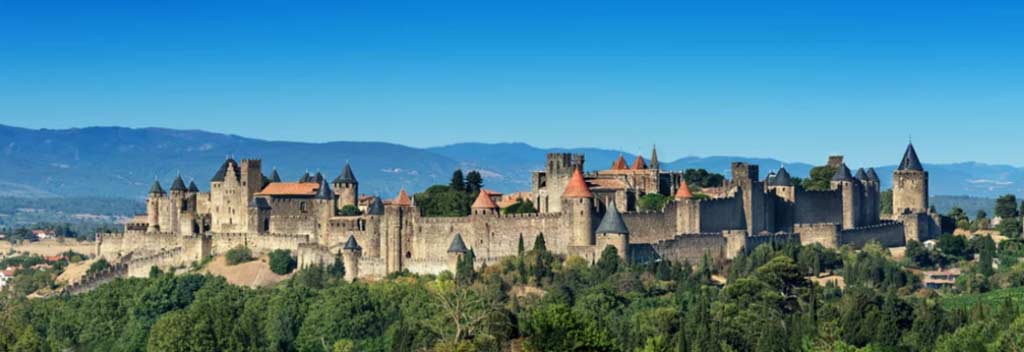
[[562, 167, 594, 247], [830, 163, 863, 229], [471, 191, 499, 215], [596, 199, 630, 261], [147, 180, 165, 233], [342, 235, 362, 282], [333, 162, 359, 212], [447, 233, 468, 275], [893, 143, 929, 215]]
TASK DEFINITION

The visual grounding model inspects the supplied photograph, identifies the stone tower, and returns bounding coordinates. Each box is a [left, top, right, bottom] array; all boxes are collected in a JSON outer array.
[[314, 178, 335, 241], [595, 199, 629, 261], [767, 167, 796, 202], [384, 189, 412, 272], [541, 153, 583, 213], [333, 163, 359, 212], [342, 235, 362, 282], [831, 164, 863, 229], [471, 191, 499, 215], [146, 180, 165, 233], [732, 162, 766, 235], [168, 175, 187, 235], [893, 143, 928, 215], [858, 168, 882, 224], [447, 233, 468, 274], [563, 167, 594, 248]]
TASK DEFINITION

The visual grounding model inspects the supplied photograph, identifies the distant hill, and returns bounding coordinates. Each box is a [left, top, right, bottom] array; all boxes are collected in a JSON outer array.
[[1, 124, 1022, 199]]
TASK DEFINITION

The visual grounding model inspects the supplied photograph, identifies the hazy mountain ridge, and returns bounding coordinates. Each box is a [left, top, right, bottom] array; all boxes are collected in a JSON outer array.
[[1, 124, 1021, 198]]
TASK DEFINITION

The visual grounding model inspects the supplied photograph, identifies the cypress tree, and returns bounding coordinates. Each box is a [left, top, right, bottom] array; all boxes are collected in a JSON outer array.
[[465, 171, 483, 194], [450, 169, 466, 192]]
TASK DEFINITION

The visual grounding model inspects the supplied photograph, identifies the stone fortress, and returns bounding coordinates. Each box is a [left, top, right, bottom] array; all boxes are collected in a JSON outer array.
[[96, 143, 943, 281]]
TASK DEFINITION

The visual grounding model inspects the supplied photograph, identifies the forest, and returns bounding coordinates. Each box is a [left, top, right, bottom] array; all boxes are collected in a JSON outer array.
[[4, 234, 1024, 352]]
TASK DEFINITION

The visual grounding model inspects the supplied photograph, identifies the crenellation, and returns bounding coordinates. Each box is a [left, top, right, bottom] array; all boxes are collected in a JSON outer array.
[[103, 143, 935, 279]]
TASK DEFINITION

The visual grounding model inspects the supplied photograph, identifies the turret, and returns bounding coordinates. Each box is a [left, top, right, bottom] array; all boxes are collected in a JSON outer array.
[[147, 180, 165, 233], [269, 168, 281, 183], [168, 174, 187, 233], [650, 145, 660, 170], [596, 200, 629, 261], [447, 233, 468, 274], [831, 163, 863, 229], [610, 154, 628, 170], [366, 196, 385, 216], [630, 155, 647, 170], [332, 163, 359, 211], [342, 235, 362, 282], [767, 167, 796, 202], [563, 167, 594, 247], [893, 143, 929, 215], [471, 190, 499, 215]]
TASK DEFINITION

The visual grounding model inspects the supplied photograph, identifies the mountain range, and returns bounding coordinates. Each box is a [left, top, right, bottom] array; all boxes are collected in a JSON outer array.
[[1, 124, 1021, 199]]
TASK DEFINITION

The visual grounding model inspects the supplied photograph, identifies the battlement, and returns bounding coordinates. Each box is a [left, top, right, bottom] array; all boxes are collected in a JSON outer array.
[[62, 263, 128, 295], [840, 220, 902, 232]]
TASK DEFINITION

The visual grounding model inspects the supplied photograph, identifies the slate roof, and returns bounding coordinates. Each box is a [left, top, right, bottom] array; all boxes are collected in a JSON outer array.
[[770, 167, 794, 187], [867, 168, 880, 182], [447, 233, 468, 253], [211, 158, 239, 182], [312, 172, 325, 184], [270, 169, 281, 183], [898, 143, 924, 171], [596, 200, 629, 234], [855, 168, 869, 181], [333, 163, 357, 184], [170, 175, 187, 192], [343, 235, 362, 251], [366, 197, 385, 215], [149, 180, 165, 194], [650, 146, 660, 169], [831, 164, 854, 182], [315, 179, 333, 200], [188, 180, 200, 193], [298, 172, 311, 183]]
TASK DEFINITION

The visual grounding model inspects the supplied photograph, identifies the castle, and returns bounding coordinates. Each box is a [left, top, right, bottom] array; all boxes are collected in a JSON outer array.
[[97, 143, 943, 281]]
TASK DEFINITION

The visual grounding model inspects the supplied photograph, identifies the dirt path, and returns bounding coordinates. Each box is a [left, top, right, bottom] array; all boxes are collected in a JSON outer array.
[[200, 255, 291, 288]]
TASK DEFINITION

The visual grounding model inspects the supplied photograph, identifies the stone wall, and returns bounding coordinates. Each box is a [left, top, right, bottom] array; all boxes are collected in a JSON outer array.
[[126, 247, 185, 277], [97, 231, 182, 259], [62, 263, 128, 295], [795, 223, 840, 248], [838, 221, 906, 248], [622, 210, 677, 244], [698, 197, 746, 232], [646, 233, 728, 264], [794, 190, 843, 224]]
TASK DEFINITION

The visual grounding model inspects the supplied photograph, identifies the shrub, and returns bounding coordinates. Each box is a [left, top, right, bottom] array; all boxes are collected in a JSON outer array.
[[86, 258, 111, 275], [339, 205, 362, 216], [269, 249, 297, 275], [225, 246, 253, 265]]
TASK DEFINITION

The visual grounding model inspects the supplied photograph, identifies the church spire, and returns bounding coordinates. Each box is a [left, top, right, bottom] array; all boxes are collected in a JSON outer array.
[[650, 145, 659, 170]]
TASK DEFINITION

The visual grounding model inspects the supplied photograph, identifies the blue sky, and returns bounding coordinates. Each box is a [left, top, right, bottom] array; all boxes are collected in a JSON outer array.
[[2, 1, 1022, 166]]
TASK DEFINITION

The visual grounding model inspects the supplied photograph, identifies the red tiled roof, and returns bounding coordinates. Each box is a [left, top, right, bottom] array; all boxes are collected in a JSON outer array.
[[496, 192, 533, 208], [393, 188, 412, 206], [675, 180, 693, 199], [563, 168, 593, 198], [472, 191, 499, 209], [256, 182, 319, 196], [611, 155, 628, 170], [631, 155, 647, 170]]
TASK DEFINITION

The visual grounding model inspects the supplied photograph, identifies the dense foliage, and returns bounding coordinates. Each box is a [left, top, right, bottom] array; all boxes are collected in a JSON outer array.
[[638, 193, 671, 211], [6, 238, 1024, 351], [225, 246, 254, 265], [269, 250, 297, 275], [417, 170, 489, 217], [801, 165, 837, 191]]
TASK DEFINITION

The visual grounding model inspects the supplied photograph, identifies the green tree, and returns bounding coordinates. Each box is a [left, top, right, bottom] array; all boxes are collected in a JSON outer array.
[[465, 171, 483, 194], [225, 245, 253, 265], [87, 258, 111, 275], [802, 166, 837, 191], [504, 199, 537, 214], [992, 314, 1024, 352], [996, 194, 1020, 219], [595, 245, 621, 276], [269, 249, 297, 275], [450, 169, 466, 192], [296, 284, 387, 352], [881, 189, 893, 216], [338, 205, 361, 216], [638, 193, 671, 211], [415, 185, 471, 217]]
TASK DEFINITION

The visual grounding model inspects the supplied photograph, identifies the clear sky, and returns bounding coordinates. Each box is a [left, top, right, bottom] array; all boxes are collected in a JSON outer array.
[[2, 1, 1022, 166]]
